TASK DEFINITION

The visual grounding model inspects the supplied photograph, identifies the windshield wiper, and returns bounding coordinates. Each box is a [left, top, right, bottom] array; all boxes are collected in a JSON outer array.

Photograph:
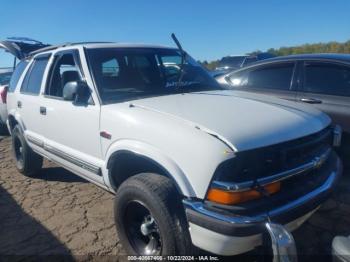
[[171, 33, 187, 90]]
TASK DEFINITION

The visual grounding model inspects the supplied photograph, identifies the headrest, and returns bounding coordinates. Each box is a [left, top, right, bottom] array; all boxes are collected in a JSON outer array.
[[61, 70, 80, 86]]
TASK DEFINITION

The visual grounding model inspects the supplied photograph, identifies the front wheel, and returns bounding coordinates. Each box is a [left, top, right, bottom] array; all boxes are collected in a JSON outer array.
[[114, 173, 195, 255]]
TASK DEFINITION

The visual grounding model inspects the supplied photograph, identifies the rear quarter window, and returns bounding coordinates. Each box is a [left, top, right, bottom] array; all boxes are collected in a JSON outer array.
[[8, 61, 29, 92]]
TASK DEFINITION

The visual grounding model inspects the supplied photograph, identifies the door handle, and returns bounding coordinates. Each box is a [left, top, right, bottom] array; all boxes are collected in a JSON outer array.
[[300, 98, 322, 104], [17, 101, 22, 108], [40, 106, 47, 115]]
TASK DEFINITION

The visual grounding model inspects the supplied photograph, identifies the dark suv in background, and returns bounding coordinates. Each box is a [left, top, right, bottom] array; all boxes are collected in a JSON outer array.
[[215, 55, 258, 71], [211, 53, 275, 78], [216, 53, 350, 156]]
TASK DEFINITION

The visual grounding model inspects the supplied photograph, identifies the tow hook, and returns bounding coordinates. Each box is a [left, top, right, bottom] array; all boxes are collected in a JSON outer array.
[[265, 222, 298, 262], [333, 125, 342, 147]]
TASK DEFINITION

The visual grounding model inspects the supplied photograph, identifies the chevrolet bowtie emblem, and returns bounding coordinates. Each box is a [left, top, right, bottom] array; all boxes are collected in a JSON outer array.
[[313, 154, 327, 169], [314, 157, 322, 169]]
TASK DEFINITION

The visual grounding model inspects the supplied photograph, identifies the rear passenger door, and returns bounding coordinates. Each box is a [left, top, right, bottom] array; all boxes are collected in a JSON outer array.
[[226, 62, 298, 101], [298, 61, 350, 133], [17, 54, 50, 142]]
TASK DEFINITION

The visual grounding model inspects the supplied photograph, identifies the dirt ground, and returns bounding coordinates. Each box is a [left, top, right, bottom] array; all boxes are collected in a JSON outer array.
[[0, 136, 349, 261], [0, 137, 126, 261]]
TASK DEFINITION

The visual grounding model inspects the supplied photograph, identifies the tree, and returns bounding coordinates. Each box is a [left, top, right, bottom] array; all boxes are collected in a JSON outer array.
[[200, 39, 350, 70]]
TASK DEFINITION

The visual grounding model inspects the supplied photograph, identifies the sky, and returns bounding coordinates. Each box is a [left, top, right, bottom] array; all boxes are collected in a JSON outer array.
[[1, 0, 350, 67]]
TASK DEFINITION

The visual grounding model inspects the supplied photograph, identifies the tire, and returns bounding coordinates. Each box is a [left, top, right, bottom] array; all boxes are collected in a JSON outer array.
[[0, 122, 9, 136], [11, 125, 43, 176], [114, 173, 195, 255], [338, 133, 350, 169]]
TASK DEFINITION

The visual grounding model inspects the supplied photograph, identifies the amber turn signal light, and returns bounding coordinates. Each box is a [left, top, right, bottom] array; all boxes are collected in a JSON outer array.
[[207, 182, 281, 205]]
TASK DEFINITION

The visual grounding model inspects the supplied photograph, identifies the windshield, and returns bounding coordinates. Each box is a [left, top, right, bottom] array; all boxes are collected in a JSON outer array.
[[86, 48, 222, 104], [0, 72, 12, 85], [218, 56, 247, 69]]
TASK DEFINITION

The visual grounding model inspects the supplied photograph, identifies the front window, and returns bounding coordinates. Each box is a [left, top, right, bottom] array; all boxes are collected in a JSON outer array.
[[243, 56, 258, 67], [45, 53, 82, 98], [86, 48, 221, 104], [228, 62, 294, 90]]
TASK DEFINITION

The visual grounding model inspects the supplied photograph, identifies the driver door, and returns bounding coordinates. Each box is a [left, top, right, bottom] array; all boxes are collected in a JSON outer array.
[[39, 49, 104, 184]]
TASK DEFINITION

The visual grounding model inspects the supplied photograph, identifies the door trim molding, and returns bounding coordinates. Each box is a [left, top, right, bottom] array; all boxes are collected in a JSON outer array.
[[27, 135, 101, 176]]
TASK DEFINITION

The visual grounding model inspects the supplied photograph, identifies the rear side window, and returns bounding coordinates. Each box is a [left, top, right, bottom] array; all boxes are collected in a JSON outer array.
[[304, 62, 350, 96], [21, 57, 49, 95], [229, 62, 294, 90], [8, 61, 28, 92]]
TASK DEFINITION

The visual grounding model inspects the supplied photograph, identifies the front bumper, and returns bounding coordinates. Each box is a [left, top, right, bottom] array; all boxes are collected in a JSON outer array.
[[183, 154, 342, 255]]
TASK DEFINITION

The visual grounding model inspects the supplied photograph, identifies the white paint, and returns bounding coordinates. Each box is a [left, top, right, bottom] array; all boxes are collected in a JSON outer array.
[[6, 44, 331, 198], [189, 208, 317, 255]]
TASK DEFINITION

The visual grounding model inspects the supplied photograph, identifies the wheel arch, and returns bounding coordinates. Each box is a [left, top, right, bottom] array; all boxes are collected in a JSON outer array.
[[7, 113, 25, 134], [104, 140, 196, 197]]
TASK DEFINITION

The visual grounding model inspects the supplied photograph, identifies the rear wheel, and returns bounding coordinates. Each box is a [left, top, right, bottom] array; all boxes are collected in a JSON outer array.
[[114, 173, 195, 255], [0, 122, 9, 136], [11, 125, 43, 176], [338, 133, 350, 169]]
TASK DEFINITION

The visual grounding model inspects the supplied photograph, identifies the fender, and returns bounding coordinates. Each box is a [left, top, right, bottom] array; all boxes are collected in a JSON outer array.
[[102, 139, 196, 197]]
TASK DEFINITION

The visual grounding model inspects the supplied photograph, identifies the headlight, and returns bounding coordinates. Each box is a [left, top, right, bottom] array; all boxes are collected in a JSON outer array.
[[207, 181, 281, 205], [213, 126, 333, 184], [213, 149, 283, 183]]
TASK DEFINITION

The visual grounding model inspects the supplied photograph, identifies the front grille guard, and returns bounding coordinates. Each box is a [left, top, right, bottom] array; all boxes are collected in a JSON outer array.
[[265, 222, 297, 262]]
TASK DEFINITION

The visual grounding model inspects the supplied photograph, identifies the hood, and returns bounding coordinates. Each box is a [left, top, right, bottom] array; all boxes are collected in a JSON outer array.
[[131, 90, 331, 152]]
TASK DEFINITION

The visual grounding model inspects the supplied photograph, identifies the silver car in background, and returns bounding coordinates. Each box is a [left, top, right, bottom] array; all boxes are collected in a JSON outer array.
[[0, 68, 12, 130]]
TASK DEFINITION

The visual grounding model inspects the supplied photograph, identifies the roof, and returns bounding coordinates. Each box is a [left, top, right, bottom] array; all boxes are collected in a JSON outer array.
[[82, 42, 175, 49], [30, 42, 176, 56], [261, 53, 350, 63], [222, 55, 250, 57]]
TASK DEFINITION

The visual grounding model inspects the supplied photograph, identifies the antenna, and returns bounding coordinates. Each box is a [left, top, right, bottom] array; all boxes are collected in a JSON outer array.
[[171, 33, 187, 89], [171, 33, 184, 55]]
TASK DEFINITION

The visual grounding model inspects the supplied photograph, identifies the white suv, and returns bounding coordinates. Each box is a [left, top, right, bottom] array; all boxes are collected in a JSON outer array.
[[3, 40, 342, 256]]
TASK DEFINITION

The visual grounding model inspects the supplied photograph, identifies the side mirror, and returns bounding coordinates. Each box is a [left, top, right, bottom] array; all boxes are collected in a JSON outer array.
[[63, 81, 89, 102]]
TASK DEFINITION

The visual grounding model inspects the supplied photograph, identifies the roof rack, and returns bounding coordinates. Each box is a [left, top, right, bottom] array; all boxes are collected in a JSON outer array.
[[29, 41, 114, 57]]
